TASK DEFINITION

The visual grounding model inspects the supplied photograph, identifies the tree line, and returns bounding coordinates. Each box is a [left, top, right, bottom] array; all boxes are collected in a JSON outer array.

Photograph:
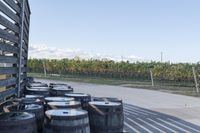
[[28, 58, 200, 82]]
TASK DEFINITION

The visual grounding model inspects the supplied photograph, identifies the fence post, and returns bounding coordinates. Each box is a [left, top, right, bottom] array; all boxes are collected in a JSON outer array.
[[192, 67, 199, 93], [17, 0, 25, 97], [43, 61, 47, 77], [150, 69, 154, 87]]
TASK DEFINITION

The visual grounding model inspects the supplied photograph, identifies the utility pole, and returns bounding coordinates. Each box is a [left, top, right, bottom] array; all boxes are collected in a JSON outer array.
[[161, 52, 163, 62]]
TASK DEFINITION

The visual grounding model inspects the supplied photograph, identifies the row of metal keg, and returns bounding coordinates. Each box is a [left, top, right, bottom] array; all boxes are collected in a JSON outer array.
[[0, 78, 125, 133]]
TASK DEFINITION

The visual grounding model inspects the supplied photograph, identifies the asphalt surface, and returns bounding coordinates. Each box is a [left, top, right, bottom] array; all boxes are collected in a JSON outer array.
[[37, 79, 200, 133]]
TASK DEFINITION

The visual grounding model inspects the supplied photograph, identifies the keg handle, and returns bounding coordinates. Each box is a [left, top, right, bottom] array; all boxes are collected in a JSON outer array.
[[49, 105, 57, 109], [3, 107, 10, 113], [89, 104, 105, 116]]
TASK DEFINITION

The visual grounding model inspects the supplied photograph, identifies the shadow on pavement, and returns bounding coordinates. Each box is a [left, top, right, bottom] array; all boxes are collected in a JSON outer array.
[[124, 103, 200, 133]]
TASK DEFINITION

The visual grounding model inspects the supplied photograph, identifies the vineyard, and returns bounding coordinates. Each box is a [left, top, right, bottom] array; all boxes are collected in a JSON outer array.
[[27, 58, 200, 96], [28, 58, 200, 84]]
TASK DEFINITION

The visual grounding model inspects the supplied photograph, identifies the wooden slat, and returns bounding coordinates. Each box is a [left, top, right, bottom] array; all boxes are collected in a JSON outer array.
[[0, 88, 16, 100], [24, 0, 30, 20], [0, 67, 18, 74], [23, 21, 28, 37], [23, 32, 28, 45], [3, 0, 20, 13], [21, 67, 27, 73], [0, 14, 20, 33], [0, 1, 20, 23], [0, 67, 27, 74], [0, 28, 19, 43], [22, 50, 27, 57], [21, 59, 26, 64], [0, 56, 18, 63], [23, 31, 28, 45], [0, 42, 19, 54], [23, 31, 29, 47], [25, 0, 31, 15], [0, 78, 17, 87], [22, 41, 28, 51], [24, 11, 29, 28]]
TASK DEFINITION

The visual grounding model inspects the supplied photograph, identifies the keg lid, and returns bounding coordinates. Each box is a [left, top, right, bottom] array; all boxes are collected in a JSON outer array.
[[27, 86, 50, 89], [45, 109, 87, 120], [26, 88, 49, 92], [24, 104, 43, 110], [50, 83, 69, 86], [0, 112, 35, 122], [48, 101, 81, 107], [28, 83, 48, 87], [93, 97, 122, 103], [21, 98, 41, 103], [25, 95, 44, 99], [51, 87, 73, 91], [65, 93, 90, 97], [45, 97, 74, 102], [89, 101, 121, 107], [50, 83, 68, 85]]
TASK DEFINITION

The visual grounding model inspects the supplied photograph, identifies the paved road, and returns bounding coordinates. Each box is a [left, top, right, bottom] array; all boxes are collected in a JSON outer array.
[[37, 79, 200, 133]]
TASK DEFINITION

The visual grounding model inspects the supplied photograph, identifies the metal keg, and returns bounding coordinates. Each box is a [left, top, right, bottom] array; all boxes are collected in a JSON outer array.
[[3, 104, 44, 133], [65, 93, 91, 110], [26, 87, 50, 96], [49, 83, 72, 89], [26, 77, 34, 83], [50, 86, 73, 96], [93, 97, 123, 104], [47, 101, 81, 110], [25, 95, 45, 102], [0, 112, 37, 133], [45, 97, 74, 103], [88, 101, 124, 133], [44, 109, 90, 133], [12, 97, 44, 106], [27, 82, 48, 87]]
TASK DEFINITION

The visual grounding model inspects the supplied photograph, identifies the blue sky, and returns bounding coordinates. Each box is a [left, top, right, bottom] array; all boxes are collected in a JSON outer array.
[[29, 0, 200, 62]]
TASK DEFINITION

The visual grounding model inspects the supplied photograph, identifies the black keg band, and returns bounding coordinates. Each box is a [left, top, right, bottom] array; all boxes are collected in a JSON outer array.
[[0, 117, 36, 126], [44, 123, 89, 130], [89, 110, 123, 116], [91, 125, 123, 131], [45, 114, 88, 120]]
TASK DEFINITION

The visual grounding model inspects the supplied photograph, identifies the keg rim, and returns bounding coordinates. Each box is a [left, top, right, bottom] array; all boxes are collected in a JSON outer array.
[[45, 97, 74, 102], [89, 101, 121, 106], [0, 112, 36, 125], [51, 87, 73, 91], [65, 93, 91, 97], [48, 101, 81, 106], [25, 95, 44, 99], [45, 109, 88, 120]]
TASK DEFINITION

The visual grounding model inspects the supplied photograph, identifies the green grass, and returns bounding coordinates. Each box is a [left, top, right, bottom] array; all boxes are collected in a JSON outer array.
[[28, 73, 200, 97]]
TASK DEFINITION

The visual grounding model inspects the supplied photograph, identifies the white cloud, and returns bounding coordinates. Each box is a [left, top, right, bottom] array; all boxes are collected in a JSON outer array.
[[29, 43, 147, 62]]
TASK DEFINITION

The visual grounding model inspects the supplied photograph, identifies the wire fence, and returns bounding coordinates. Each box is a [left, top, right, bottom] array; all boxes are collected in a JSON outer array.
[[28, 65, 200, 96], [28, 59, 200, 96]]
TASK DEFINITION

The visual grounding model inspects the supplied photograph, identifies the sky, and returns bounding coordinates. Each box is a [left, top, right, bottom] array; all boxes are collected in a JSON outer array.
[[28, 0, 200, 63]]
